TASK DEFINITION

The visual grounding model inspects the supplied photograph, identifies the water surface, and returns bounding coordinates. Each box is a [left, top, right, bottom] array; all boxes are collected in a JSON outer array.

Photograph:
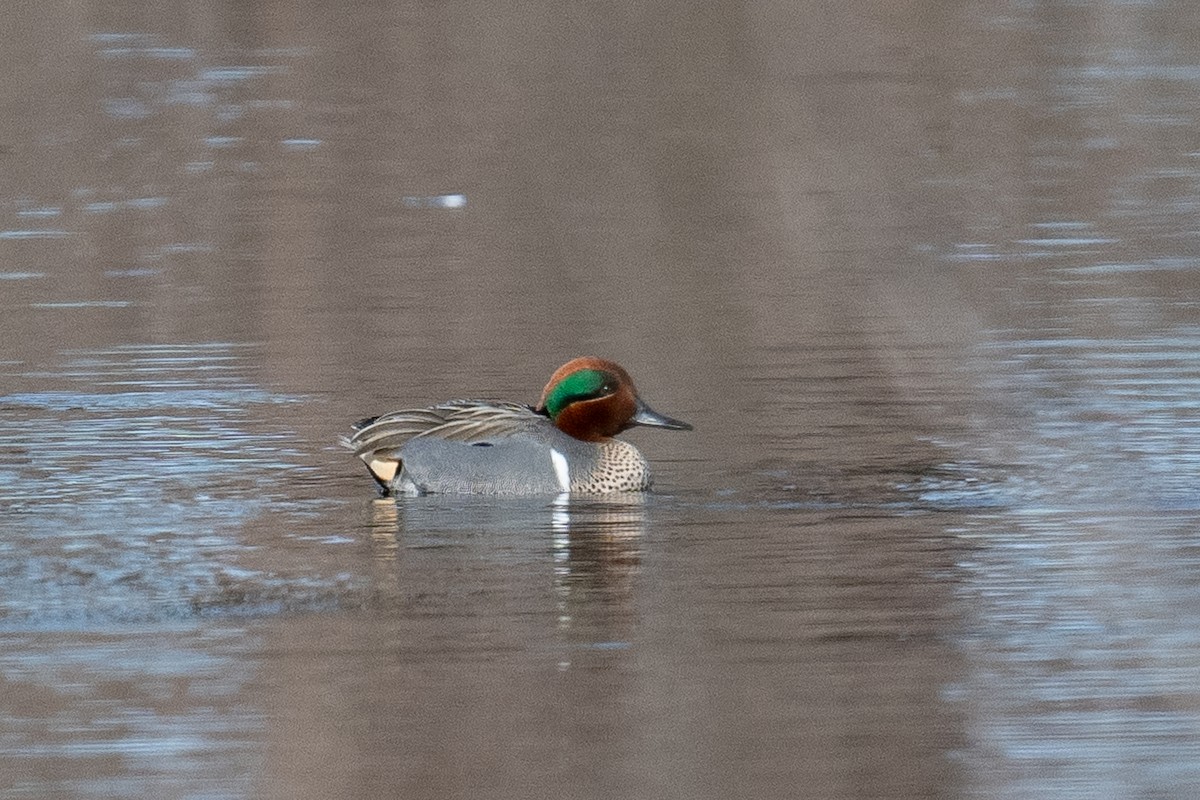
[[3, 1, 1200, 798]]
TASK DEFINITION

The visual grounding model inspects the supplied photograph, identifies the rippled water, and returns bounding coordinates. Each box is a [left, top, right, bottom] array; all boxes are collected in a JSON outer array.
[[4, 1, 1200, 798]]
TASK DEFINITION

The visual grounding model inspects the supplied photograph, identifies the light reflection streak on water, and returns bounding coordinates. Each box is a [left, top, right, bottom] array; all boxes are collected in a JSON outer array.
[[0, 342, 348, 797], [947, 314, 1200, 794], [973, 329, 1200, 510], [0, 343, 326, 626], [951, 512, 1200, 796]]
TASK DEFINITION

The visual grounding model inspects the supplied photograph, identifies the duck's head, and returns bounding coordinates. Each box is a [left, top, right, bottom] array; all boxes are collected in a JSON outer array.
[[536, 356, 693, 442]]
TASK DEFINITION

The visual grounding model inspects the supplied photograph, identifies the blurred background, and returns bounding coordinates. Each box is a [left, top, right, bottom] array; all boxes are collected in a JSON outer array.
[[3, 1, 1200, 798]]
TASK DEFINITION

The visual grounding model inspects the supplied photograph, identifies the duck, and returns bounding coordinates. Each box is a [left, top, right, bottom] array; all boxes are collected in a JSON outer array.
[[344, 356, 692, 495]]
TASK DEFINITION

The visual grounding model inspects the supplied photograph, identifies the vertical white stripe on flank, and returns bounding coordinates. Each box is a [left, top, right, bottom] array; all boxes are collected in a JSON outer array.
[[550, 448, 571, 492]]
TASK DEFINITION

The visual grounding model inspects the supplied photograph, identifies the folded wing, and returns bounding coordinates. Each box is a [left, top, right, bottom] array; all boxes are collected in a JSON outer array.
[[343, 400, 544, 490]]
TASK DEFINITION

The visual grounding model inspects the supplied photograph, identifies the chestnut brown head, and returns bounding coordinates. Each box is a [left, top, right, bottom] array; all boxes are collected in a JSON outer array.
[[536, 357, 692, 442]]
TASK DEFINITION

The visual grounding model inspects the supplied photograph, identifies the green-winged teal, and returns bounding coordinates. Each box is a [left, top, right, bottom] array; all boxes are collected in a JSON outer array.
[[344, 356, 692, 495]]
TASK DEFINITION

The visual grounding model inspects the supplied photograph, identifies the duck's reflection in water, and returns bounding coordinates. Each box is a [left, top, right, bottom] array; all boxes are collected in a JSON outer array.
[[549, 493, 646, 667], [360, 492, 648, 664]]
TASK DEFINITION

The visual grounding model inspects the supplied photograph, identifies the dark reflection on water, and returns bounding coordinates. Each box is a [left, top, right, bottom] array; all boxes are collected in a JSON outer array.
[[4, 0, 1200, 797], [361, 494, 649, 665]]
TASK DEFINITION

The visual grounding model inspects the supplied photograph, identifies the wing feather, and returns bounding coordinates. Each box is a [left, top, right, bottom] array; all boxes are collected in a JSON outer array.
[[343, 400, 544, 459]]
